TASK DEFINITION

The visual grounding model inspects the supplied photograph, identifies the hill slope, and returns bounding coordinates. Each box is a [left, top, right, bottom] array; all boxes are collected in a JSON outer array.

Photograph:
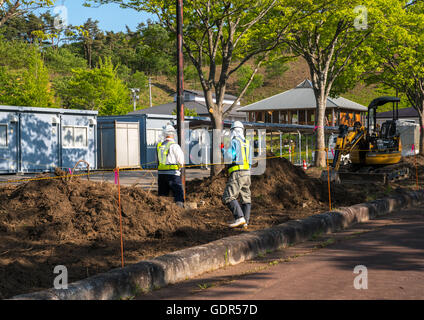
[[136, 57, 410, 112]]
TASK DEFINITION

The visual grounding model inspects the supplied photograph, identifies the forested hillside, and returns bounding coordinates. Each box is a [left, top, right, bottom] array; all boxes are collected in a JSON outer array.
[[0, 11, 409, 115]]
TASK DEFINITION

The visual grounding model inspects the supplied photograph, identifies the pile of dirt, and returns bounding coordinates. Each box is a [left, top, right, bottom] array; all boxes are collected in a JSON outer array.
[[402, 154, 424, 174], [0, 157, 416, 298], [187, 157, 327, 211], [0, 177, 216, 299], [0, 177, 187, 243]]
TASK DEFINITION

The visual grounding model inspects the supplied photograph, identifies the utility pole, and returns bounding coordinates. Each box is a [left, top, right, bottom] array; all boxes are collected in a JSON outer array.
[[130, 88, 140, 112], [176, 0, 185, 198]]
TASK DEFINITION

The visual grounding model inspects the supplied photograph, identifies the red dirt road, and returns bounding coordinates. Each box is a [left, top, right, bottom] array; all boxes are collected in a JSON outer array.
[[138, 206, 424, 300]]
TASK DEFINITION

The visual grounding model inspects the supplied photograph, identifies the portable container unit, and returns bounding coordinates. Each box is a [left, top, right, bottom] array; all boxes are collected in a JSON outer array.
[[97, 120, 141, 169], [97, 114, 209, 169], [396, 120, 420, 156], [0, 105, 97, 174]]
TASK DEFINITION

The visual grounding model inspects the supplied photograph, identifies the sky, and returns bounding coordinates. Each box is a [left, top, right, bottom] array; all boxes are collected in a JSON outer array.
[[39, 0, 156, 32]]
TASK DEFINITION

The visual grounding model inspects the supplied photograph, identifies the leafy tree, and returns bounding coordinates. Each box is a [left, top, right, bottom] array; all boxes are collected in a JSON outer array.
[[69, 18, 104, 68], [54, 57, 131, 115], [0, 12, 44, 43], [236, 65, 263, 96], [184, 64, 198, 89], [365, 1, 424, 155], [43, 46, 87, 75], [282, 0, 405, 167], [0, 0, 55, 28], [172, 107, 198, 117], [85, 0, 305, 175], [264, 56, 290, 84], [1, 10, 79, 47], [128, 70, 148, 89], [0, 38, 56, 107]]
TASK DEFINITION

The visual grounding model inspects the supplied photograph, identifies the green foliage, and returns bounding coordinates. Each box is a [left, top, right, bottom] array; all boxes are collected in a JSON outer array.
[[364, 1, 424, 111], [128, 71, 148, 89], [172, 107, 198, 117], [0, 38, 56, 107], [85, 0, 293, 137], [43, 47, 87, 75], [0, 1, 55, 28], [54, 57, 131, 115], [236, 65, 263, 95], [184, 65, 198, 88], [264, 58, 289, 80], [184, 65, 197, 81], [280, 0, 405, 166], [132, 22, 174, 75]]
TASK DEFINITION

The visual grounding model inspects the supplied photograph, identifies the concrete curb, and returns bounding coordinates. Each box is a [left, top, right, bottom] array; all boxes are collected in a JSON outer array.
[[11, 189, 424, 300]]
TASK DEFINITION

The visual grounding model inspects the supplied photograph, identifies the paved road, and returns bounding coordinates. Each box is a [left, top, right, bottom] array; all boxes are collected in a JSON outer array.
[[0, 168, 211, 188], [137, 206, 424, 300]]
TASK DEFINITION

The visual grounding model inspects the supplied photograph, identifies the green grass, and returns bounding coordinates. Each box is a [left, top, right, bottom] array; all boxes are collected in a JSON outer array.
[[311, 231, 323, 240], [317, 238, 336, 248], [198, 283, 214, 290], [366, 194, 378, 202]]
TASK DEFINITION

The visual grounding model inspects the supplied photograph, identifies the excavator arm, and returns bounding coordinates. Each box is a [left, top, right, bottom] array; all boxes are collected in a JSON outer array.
[[331, 124, 366, 171]]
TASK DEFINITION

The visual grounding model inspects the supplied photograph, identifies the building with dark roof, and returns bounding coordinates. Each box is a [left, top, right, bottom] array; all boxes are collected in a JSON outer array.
[[128, 89, 246, 122], [237, 79, 368, 126], [376, 107, 420, 125]]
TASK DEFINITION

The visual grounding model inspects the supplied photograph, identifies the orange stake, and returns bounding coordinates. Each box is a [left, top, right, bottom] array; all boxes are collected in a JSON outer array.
[[326, 148, 332, 211], [116, 168, 124, 268]]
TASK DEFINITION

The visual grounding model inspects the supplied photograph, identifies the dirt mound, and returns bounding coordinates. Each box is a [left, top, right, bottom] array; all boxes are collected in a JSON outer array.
[[251, 157, 325, 209], [187, 157, 326, 210], [0, 157, 406, 298], [2, 170, 265, 299], [0, 178, 187, 243]]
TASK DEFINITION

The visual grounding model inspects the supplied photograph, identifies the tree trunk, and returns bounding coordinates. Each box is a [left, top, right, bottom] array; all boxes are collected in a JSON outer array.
[[211, 112, 224, 176], [314, 91, 327, 168], [419, 113, 424, 156]]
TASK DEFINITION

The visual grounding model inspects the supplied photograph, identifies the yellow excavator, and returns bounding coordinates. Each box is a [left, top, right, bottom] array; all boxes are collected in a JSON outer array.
[[324, 96, 409, 184]]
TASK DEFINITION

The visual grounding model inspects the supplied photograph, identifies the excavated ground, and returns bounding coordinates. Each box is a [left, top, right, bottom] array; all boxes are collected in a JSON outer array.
[[0, 156, 422, 299]]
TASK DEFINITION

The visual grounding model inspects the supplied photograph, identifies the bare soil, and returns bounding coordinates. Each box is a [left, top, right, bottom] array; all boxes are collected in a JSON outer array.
[[1, 156, 422, 299]]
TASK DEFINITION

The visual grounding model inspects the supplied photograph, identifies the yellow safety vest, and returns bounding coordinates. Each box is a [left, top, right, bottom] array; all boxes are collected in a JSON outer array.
[[228, 137, 250, 174], [157, 141, 180, 171]]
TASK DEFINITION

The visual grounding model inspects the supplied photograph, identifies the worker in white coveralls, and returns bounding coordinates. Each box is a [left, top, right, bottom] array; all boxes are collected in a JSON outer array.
[[221, 121, 252, 229], [156, 124, 185, 207]]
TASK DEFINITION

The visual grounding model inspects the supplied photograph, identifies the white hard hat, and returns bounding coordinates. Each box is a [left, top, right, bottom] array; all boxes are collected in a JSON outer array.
[[163, 124, 176, 136], [231, 121, 244, 130]]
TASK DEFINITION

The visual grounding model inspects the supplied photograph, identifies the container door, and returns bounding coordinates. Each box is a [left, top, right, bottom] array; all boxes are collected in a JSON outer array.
[[0, 112, 18, 173], [20, 113, 58, 172], [116, 122, 140, 168], [97, 121, 116, 169]]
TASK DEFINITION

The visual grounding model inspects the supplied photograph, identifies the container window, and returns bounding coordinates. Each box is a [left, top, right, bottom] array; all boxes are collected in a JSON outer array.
[[0, 124, 7, 148], [62, 126, 88, 148], [74, 127, 88, 147]]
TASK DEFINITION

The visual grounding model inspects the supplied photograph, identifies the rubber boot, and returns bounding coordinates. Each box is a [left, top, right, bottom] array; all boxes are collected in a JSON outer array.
[[227, 200, 244, 220], [241, 203, 251, 225]]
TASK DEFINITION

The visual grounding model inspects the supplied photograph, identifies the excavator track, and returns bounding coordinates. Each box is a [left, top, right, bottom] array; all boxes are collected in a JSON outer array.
[[321, 162, 410, 184]]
